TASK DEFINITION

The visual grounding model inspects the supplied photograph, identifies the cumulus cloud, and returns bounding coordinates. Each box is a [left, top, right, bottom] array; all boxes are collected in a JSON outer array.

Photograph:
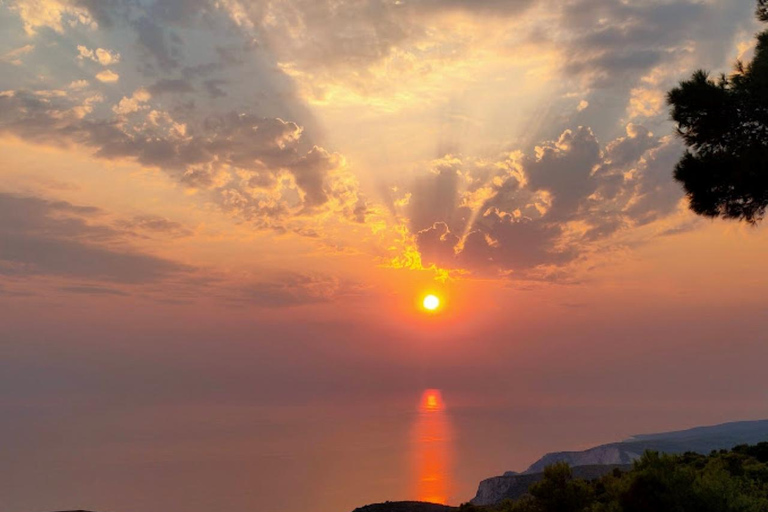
[[112, 88, 151, 115], [406, 124, 685, 278], [95, 69, 119, 83], [0, 0, 371, 239], [68, 79, 89, 89], [0, 89, 365, 230], [77, 45, 120, 65], [526, 127, 602, 220], [7, 0, 96, 34], [627, 86, 666, 119]]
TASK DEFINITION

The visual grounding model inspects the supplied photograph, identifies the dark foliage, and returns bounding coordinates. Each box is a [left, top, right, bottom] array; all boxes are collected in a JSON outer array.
[[668, 1, 768, 223], [460, 442, 768, 512]]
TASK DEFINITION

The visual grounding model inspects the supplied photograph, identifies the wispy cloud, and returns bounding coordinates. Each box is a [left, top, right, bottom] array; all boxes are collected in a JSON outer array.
[[0, 193, 193, 283], [1, 44, 34, 65]]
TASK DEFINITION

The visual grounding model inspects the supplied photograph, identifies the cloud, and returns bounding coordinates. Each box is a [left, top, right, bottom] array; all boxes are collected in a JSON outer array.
[[525, 126, 602, 220], [229, 0, 537, 71], [95, 69, 119, 83], [0, 193, 193, 283], [0, 194, 355, 306], [112, 88, 151, 115], [405, 124, 684, 278], [116, 215, 194, 238], [59, 285, 129, 296], [77, 45, 120, 65], [68, 79, 89, 89], [131, 14, 183, 70], [290, 146, 342, 207], [0, 89, 365, 232], [203, 78, 228, 98], [2, 0, 743, 284], [408, 155, 464, 234], [146, 78, 195, 96], [557, 0, 705, 86], [1, 44, 35, 66], [232, 272, 361, 308], [627, 87, 666, 119], [0, 0, 370, 237], [0, 283, 36, 297], [7, 0, 96, 34]]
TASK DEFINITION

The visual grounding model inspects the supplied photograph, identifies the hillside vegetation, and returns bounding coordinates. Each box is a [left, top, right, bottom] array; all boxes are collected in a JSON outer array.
[[460, 443, 768, 512]]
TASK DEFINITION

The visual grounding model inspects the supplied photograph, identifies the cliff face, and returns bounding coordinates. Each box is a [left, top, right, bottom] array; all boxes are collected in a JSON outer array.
[[471, 472, 543, 506], [525, 445, 640, 474], [471, 465, 629, 506]]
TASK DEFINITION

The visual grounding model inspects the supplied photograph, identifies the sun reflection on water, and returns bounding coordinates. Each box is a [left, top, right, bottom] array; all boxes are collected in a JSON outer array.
[[412, 389, 453, 504]]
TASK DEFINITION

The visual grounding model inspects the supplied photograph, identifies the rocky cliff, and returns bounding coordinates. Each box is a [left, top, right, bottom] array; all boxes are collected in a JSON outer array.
[[525, 445, 640, 474], [471, 464, 630, 506]]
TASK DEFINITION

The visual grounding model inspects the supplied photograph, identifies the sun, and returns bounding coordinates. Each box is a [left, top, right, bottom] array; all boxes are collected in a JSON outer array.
[[423, 294, 441, 311]]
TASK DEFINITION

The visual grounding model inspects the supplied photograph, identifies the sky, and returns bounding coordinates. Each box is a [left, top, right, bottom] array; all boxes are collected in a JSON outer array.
[[1, 1, 768, 512]]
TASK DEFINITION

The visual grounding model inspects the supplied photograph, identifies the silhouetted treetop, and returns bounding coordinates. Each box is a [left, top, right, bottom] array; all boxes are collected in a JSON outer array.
[[668, 1, 768, 223]]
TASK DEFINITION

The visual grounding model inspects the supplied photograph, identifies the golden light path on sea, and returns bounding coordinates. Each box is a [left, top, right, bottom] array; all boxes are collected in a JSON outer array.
[[412, 389, 453, 504]]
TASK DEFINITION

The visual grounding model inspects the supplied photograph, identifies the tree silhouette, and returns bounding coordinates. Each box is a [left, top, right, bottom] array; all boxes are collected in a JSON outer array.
[[473, 444, 768, 512], [528, 463, 594, 512], [668, 1, 768, 223]]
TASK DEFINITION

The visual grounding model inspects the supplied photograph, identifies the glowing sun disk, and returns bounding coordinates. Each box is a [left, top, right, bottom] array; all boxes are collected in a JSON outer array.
[[423, 294, 440, 311]]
